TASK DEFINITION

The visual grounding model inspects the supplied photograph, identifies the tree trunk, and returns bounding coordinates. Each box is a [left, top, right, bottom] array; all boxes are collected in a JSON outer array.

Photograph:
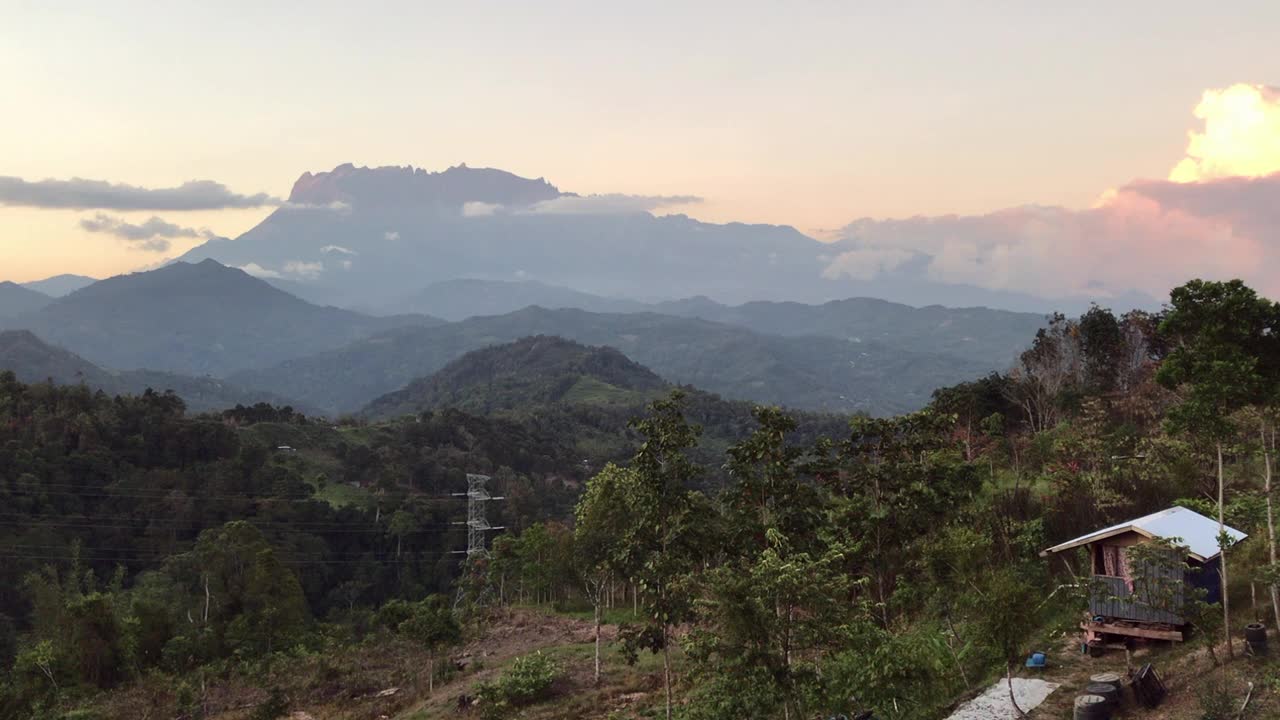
[[428, 654, 434, 694], [1006, 662, 1026, 719], [1218, 442, 1233, 659], [945, 612, 972, 691], [593, 598, 602, 685], [662, 624, 673, 720], [1263, 423, 1280, 633]]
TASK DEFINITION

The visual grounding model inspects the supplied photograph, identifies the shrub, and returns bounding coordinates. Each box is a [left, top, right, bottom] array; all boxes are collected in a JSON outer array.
[[474, 652, 561, 719]]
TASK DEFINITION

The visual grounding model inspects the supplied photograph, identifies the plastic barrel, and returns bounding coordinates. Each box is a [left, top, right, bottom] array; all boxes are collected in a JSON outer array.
[[1245, 623, 1268, 656], [1085, 682, 1121, 708], [1074, 694, 1111, 720]]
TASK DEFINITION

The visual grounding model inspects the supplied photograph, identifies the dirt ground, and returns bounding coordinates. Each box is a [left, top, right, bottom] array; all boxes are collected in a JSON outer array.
[[1024, 630, 1277, 720]]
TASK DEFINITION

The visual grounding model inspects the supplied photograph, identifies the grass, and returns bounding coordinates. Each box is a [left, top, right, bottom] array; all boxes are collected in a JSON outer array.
[[560, 377, 654, 407]]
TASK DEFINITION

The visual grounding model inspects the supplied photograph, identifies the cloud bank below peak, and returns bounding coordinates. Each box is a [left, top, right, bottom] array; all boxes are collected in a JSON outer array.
[[462, 193, 702, 217]]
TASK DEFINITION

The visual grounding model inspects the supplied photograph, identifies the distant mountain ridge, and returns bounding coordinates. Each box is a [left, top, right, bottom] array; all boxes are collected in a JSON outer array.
[[381, 278, 646, 319], [0, 330, 312, 413], [20, 273, 97, 297], [374, 277, 1043, 364], [289, 162, 564, 209], [0, 260, 441, 376], [231, 306, 995, 416], [0, 282, 52, 317]]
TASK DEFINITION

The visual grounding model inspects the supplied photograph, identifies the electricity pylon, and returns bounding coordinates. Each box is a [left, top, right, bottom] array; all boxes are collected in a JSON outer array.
[[452, 473, 503, 610]]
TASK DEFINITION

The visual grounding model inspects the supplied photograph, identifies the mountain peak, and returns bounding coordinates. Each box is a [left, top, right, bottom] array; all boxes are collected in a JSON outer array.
[[287, 163, 563, 208]]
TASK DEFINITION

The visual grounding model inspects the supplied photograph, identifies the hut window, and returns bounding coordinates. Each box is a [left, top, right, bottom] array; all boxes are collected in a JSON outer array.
[[1101, 544, 1131, 582]]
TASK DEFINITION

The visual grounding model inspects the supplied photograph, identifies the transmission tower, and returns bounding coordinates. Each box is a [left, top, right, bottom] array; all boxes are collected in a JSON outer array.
[[452, 473, 505, 557], [452, 473, 504, 610]]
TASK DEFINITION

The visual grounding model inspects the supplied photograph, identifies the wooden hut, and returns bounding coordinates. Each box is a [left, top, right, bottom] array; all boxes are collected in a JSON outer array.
[[1040, 507, 1246, 643]]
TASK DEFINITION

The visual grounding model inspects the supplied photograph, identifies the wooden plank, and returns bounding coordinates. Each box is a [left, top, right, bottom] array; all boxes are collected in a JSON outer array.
[[1081, 621, 1183, 642]]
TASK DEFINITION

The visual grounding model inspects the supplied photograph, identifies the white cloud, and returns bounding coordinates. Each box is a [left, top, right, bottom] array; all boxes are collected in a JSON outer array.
[[1169, 84, 1280, 183], [462, 201, 501, 217], [280, 200, 351, 212], [237, 262, 282, 279], [284, 260, 324, 280], [383, 230, 400, 241], [320, 245, 357, 256], [820, 246, 914, 281], [525, 193, 702, 215]]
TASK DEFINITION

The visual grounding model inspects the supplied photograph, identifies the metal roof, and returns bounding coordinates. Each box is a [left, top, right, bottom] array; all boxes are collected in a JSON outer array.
[[1040, 506, 1247, 562]]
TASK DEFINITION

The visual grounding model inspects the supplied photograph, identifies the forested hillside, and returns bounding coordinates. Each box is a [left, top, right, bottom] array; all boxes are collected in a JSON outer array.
[[3, 279, 1279, 720], [234, 307, 994, 415], [0, 330, 311, 413]]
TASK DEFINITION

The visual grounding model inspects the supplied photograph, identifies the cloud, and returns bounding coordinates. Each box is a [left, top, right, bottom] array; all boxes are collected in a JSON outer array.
[[1169, 84, 1280, 183], [383, 230, 400, 241], [462, 201, 501, 217], [823, 83, 1280, 302], [320, 245, 357, 256], [526, 193, 702, 215], [237, 263, 282, 279], [78, 213, 215, 252], [0, 176, 279, 210], [825, 185, 1267, 300], [280, 200, 351, 212], [283, 260, 324, 280]]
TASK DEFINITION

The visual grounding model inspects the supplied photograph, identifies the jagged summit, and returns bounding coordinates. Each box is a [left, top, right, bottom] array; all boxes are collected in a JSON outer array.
[[287, 162, 564, 207]]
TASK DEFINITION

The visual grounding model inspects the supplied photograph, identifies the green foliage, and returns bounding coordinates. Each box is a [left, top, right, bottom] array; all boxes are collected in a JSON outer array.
[[473, 651, 561, 718]]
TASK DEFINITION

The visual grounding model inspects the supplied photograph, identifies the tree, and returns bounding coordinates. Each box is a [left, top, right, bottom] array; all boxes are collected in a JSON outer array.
[[397, 595, 461, 694], [1158, 279, 1275, 658], [574, 463, 643, 684], [684, 407, 842, 720], [970, 566, 1043, 719], [388, 509, 417, 561], [625, 391, 705, 720], [1005, 314, 1083, 432]]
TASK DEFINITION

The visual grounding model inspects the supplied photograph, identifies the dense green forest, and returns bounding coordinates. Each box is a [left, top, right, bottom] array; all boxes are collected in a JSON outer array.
[[3, 279, 1280, 719]]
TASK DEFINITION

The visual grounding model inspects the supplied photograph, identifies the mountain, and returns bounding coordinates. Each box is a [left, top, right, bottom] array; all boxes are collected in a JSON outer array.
[[0, 260, 442, 377], [653, 296, 1045, 365], [231, 306, 995, 416], [0, 330, 313, 413], [20, 273, 97, 297], [362, 335, 851, 468], [364, 335, 667, 417], [174, 163, 858, 308], [380, 278, 646, 320], [0, 282, 52, 317], [176, 163, 1151, 313]]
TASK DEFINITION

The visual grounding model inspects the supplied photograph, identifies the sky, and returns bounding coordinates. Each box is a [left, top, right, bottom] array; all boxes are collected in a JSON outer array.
[[2, 0, 1279, 293]]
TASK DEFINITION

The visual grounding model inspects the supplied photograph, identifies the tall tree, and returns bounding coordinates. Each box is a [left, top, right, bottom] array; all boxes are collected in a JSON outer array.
[[687, 407, 844, 720], [398, 595, 461, 694], [574, 463, 643, 684], [1158, 279, 1274, 657], [626, 391, 705, 720]]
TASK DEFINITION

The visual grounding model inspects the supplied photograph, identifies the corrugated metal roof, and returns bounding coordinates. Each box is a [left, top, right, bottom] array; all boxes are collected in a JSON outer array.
[[1040, 506, 1247, 562]]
